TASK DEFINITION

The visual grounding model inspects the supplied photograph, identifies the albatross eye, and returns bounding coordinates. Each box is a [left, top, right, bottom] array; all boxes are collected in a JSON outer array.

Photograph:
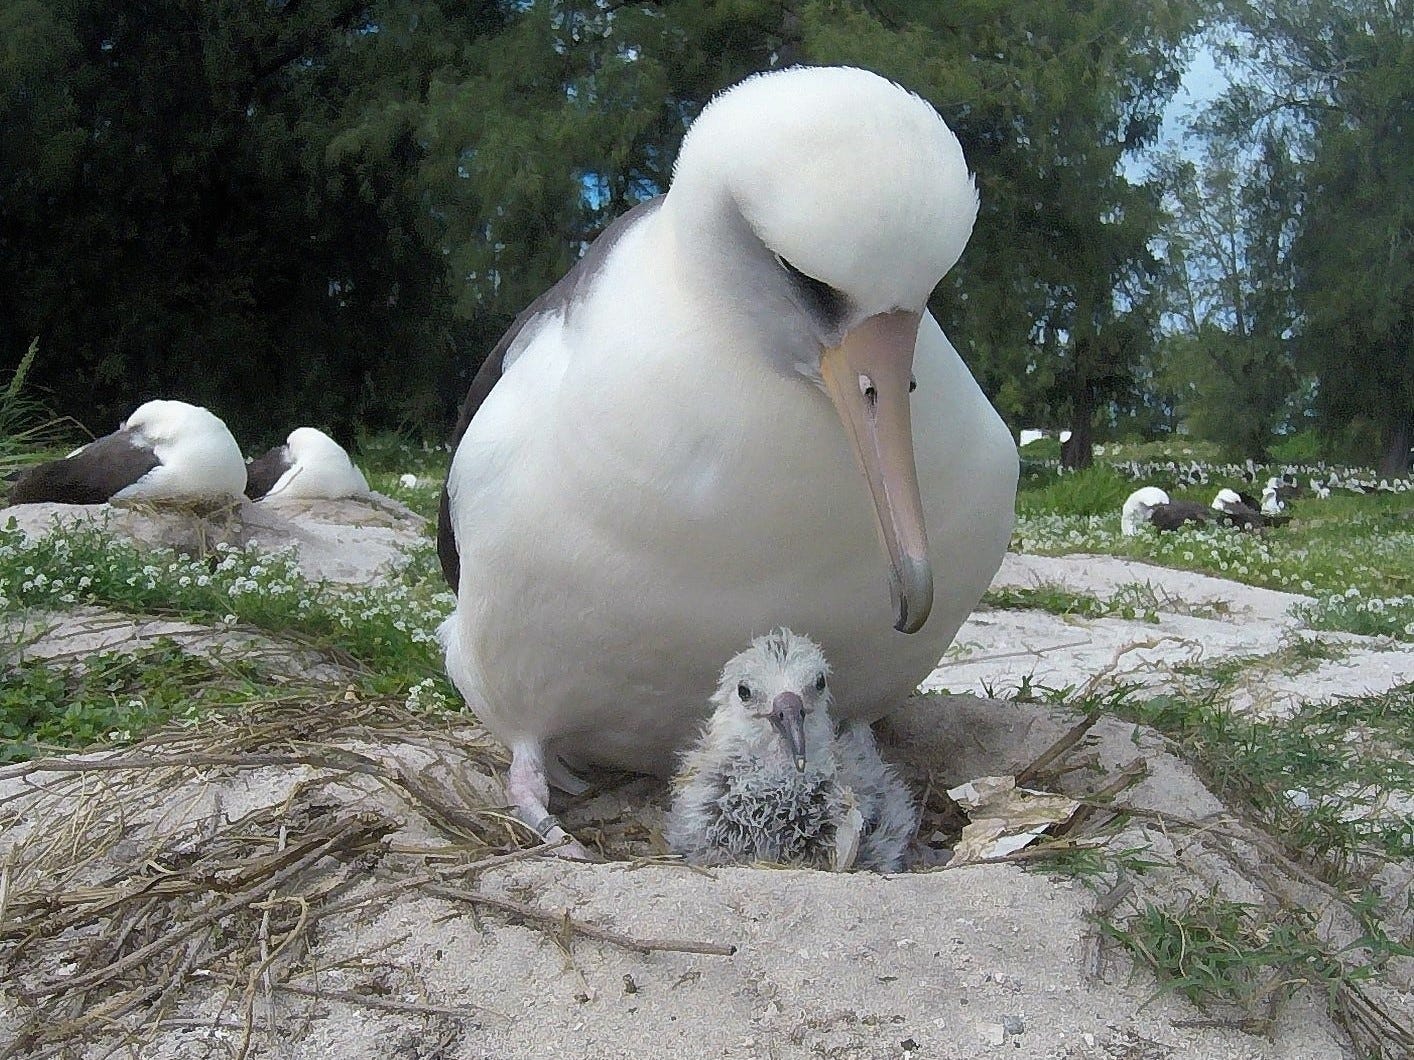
[[815, 673, 826, 692], [737, 683, 751, 702]]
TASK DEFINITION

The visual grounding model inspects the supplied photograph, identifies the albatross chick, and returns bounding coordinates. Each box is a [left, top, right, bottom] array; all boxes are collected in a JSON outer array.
[[666, 630, 916, 872]]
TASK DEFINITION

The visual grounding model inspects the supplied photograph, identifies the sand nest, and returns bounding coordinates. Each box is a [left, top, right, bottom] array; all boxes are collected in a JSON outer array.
[[2, 517, 1409, 1058], [2, 685, 1409, 1060]]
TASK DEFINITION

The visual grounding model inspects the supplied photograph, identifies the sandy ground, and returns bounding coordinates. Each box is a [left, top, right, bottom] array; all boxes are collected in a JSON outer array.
[[1, 513, 1410, 1059], [927, 553, 1414, 719], [0, 694, 1377, 1060]]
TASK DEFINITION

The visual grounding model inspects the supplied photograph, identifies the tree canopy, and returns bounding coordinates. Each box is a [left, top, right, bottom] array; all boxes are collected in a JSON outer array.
[[0, 0, 1407, 472], [1154, 131, 1302, 460], [1199, 0, 1413, 472]]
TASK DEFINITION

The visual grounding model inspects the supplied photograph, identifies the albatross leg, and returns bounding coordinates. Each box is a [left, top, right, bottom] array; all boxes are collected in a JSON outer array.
[[507, 740, 597, 861]]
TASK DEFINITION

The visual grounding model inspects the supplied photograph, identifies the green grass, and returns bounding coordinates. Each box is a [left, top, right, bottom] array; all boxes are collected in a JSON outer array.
[[1016, 464, 1142, 517], [983, 582, 1161, 623], [1, 339, 70, 487], [355, 430, 449, 522], [364, 470, 443, 522], [1169, 635, 1353, 702], [1102, 895, 1358, 1020], [0, 639, 288, 762], [1294, 591, 1414, 641], [1132, 683, 1414, 865], [984, 580, 1232, 623], [1, 524, 448, 678], [0, 521, 460, 756]]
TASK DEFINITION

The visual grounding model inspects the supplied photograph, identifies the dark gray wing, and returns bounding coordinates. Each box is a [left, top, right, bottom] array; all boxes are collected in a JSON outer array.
[[437, 196, 665, 590], [244, 445, 291, 500], [1215, 499, 1264, 531], [7, 429, 160, 505], [1149, 500, 1212, 532]]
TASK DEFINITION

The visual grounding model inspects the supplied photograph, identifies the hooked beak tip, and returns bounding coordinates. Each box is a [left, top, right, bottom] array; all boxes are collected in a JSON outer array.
[[771, 692, 809, 771], [890, 554, 934, 634]]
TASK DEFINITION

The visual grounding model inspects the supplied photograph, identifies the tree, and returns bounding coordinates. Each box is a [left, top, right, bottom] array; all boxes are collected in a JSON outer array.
[[0, 0, 502, 445], [0, 0, 1206, 457], [411, 0, 792, 377], [1154, 131, 1303, 459], [1217, 0, 1413, 474]]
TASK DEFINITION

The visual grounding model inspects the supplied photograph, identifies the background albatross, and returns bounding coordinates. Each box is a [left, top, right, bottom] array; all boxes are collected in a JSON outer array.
[[8, 399, 246, 507], [245, 427, 370, 501], [438, 65, 1018, 855]]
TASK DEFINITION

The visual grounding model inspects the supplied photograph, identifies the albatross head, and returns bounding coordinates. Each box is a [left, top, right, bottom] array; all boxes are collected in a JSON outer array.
[[1120, 486, 1171, 536], [1212, 488, 1243, 513], [667, 66, 979, 633], [123, 400, 215, 447], [116, 399, 247, 504], [710, 628, 836, 773], [285, 426, 350, 468]]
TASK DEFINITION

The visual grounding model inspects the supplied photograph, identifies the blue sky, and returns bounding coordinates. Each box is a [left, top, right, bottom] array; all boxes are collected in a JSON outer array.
[[1126, 45, 1227, 180], [1164, 46, 1224, 145]]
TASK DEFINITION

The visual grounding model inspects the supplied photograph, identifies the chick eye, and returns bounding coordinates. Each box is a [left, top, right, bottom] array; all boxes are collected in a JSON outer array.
[[909, 375, 917, 393], [815, 673, 826, 692], [737, 683, 751, 702]]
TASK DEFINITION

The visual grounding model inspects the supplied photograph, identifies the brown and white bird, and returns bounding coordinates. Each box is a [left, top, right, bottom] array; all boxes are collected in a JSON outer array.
[[8, 400, 246, 507], [245, 427, 369, 502], [436, 66, 1017, 850]]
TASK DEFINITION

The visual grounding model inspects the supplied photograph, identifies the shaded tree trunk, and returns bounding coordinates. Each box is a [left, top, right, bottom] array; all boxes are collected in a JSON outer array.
[[1378, 411, 1411, 477], [1061, 384, 1096, 469]]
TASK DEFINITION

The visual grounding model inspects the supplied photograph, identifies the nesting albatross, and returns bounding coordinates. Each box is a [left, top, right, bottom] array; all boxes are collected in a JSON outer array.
[[245, 427, 370, 501], [1120, 486, 1217, 534], [437, 66, 1018, 856], [7, 400, 246, 507]]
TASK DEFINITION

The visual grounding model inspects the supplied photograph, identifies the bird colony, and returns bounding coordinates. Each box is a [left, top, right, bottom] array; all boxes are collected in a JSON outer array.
[[6, 401, 371, 508]]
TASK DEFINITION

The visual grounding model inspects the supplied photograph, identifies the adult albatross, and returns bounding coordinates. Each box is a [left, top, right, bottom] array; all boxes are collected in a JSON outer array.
[[438, 66, 1018, 853], [245, 427, 370, 501], [8, 400, 246, 507]]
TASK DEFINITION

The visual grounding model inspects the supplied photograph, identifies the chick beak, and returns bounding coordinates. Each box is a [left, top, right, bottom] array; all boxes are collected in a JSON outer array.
[[770, 691, 808, 772]]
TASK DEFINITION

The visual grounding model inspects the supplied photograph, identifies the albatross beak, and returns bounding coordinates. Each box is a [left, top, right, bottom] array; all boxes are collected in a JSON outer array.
[[820, 309, 933, 634], [769, 691, 808, 772]]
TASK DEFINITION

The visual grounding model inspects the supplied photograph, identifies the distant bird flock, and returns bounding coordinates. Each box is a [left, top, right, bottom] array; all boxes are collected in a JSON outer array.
[[1098, 455, 1409, 499], [6, 400, 370, 508], [1120, 482, 1294, 536]]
